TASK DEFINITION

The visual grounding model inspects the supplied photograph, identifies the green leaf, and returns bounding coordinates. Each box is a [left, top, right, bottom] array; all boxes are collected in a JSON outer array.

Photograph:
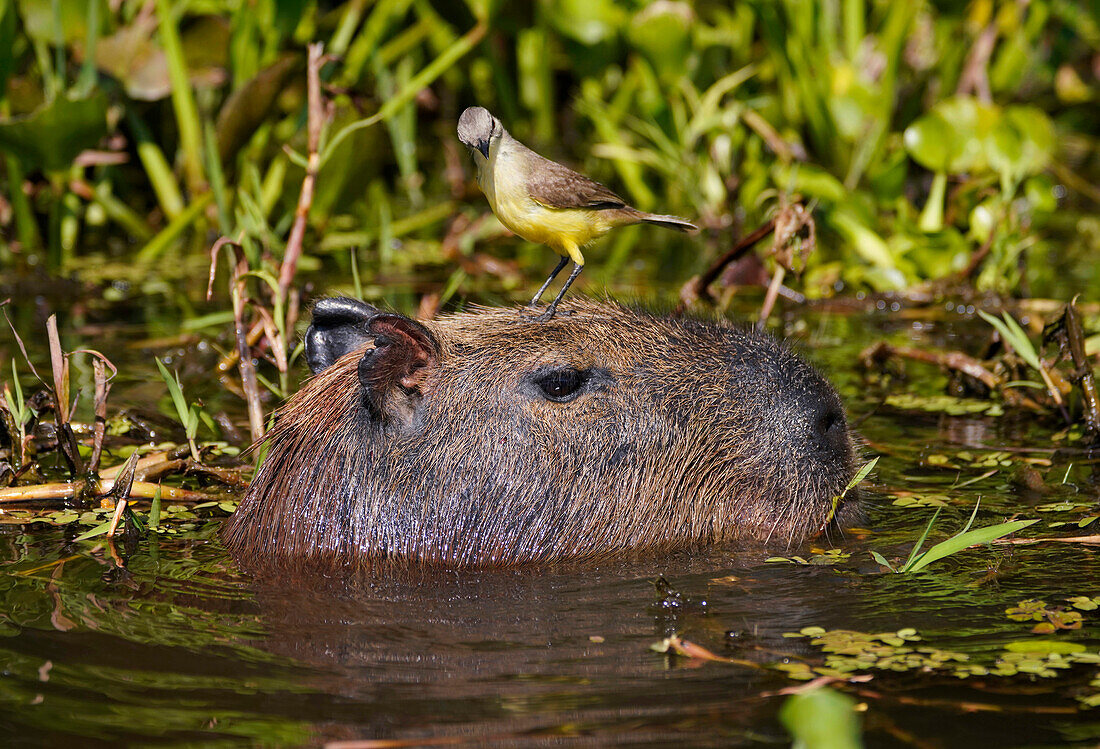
[[779, 687, 864, 749], [546, 0, 623, 45], [215, 54, 300, 164], [627, 4, 693, 82], [149, 484, 162, 527], [905, 519, 1038, 573], [870, 551, 896, 572], [73, 519, 113, 541], [0, 0, 17, 96], [154, 358, 191, 429], [842, 457, 878, 498], [903, 112, 951, 171], [17, 0, 103, 45], [977, 310, 1042, 372], [0, 92, 109, 173], [185, 403, 199, 440], [899, 505, 943, 572]]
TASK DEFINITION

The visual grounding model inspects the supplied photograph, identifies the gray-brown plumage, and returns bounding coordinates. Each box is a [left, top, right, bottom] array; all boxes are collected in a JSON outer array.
[[223, 297, 857, 569]]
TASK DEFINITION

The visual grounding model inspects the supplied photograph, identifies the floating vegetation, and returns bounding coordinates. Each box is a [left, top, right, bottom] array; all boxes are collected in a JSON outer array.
[[890, 493, 949, 509], [883, 394, 1004, 416], [777, 625, 1100, 691], [1005, 597, 1100, 634], [766, 549, 852, 566]]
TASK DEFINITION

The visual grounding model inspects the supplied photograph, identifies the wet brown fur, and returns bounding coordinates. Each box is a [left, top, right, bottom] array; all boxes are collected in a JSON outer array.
[[224, 298, 856, 568]]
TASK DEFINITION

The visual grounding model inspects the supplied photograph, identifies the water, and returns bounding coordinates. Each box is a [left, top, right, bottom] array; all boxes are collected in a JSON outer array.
[[3, 301, 1100, 747]]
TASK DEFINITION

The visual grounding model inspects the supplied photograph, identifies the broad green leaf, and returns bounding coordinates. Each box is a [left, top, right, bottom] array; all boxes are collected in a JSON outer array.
[[931, 96, 991, 172], [906, 519, 1038, 572], [546, 0, 623, 45], [0, 92, 108, 173], [215, 54, 300, 164], [1005, 106, 1054, 174], [903, 112, 951, 171], [17, 0, 104, 45], [628, 3, 693, 82], [780, 687, 863, 749], [870, 551, 896, 572]]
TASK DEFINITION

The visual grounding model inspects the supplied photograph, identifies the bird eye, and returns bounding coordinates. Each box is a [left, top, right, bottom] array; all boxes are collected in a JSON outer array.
[[534, 368, 586, 402]]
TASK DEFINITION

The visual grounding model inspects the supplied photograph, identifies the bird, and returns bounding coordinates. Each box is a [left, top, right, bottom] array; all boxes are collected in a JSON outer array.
[[457, 106, 698, 321]]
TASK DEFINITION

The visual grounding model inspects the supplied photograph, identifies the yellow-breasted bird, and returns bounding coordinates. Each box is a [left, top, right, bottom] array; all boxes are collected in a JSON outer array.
[[457, 106, 698, 321]]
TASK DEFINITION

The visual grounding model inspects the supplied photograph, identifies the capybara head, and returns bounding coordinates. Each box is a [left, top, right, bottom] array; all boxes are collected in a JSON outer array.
[[223, 297, 856, 567]]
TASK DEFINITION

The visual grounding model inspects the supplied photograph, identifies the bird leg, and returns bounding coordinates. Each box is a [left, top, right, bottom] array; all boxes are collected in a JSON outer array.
[[529, 262, 584, 322], [530, 256, 570, 307]]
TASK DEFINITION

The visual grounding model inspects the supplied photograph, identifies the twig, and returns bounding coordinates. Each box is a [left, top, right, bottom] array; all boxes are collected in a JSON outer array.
[[215, 320, 265, 374], [209, 237, 266, 443], [757, 265, 786, 329], [678, 218, 777, 311], [104, 452, 140, 536], [98, 447, 188, 479], [994, 534, 1100, 545], [959, 224, 997, 280], [860, 341, 1042, 410], [278, 42, 326, 303], [956, 20, 998, 103], [46, 315, 69, 424], [88, 358, 110, 474], [0, 480, 213, 503]]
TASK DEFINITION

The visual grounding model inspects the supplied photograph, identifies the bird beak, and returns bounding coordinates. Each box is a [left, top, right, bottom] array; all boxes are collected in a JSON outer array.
[[476, 139, 490, 159]]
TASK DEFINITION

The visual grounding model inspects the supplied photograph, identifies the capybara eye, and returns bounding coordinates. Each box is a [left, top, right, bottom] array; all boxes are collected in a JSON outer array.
[[535, 368, 585, 402]]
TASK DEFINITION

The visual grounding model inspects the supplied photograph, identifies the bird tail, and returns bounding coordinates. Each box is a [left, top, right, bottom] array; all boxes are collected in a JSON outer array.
[[638, 213, 698, 233]]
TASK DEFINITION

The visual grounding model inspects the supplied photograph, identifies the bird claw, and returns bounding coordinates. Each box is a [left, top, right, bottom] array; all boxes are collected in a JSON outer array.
[[517, 305, 575, 323]]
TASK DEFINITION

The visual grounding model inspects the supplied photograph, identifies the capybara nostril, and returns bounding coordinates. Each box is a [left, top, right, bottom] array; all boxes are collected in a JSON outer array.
[[224, 297, 856, 568], [814, 404, 847, 453]]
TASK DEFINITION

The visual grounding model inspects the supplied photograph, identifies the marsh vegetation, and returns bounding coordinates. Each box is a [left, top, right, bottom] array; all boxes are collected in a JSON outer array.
[[1, 0, 1099, 745]]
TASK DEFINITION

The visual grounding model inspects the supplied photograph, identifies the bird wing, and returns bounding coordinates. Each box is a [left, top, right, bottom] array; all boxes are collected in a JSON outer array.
[[523, 151, 628, 210]]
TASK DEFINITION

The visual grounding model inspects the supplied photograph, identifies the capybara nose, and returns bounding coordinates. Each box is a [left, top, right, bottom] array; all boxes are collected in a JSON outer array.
[[812, 401, 848, 456]]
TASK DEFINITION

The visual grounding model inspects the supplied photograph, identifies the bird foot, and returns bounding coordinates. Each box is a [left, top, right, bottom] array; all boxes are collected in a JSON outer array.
[[517, 305, 574, 323]]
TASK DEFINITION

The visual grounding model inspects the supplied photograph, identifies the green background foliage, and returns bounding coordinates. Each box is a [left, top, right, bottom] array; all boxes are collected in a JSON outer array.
[[0, 0, 1097, 306]]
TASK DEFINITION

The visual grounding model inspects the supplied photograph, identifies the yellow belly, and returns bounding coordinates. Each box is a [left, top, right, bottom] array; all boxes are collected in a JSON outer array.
[[496, 195, 612, 255]]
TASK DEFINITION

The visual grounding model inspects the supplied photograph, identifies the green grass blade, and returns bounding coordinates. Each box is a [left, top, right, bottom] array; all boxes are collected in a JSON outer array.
[[899, 505, 942, 572], [977, 310, 1041, 371], [135, 192, 213, 263], [125, 112, 185, 219], [957, 498, 982, 535], [154, 358, 190, 428], [74, 519, 113, 541], [154, 0, 206, 192], [905, 519, 1038, 573], [320, 20, 486, 168], [149, 483, 162, 527]]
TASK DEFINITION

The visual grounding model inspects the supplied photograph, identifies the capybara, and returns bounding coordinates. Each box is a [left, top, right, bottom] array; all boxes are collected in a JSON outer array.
[[223, 297, 856, 567]]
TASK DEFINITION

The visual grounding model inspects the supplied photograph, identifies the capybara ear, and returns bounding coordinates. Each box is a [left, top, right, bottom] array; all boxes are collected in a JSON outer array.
[[357, 313, 440, 421], [306, 297, 382, 373]]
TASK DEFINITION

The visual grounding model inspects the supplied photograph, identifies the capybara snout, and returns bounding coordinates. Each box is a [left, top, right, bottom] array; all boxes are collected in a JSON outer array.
[[224, 297, 856, 567]]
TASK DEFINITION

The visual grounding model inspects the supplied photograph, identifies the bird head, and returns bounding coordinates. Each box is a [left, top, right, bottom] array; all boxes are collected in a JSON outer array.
[[457, 106, 501, 161]]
